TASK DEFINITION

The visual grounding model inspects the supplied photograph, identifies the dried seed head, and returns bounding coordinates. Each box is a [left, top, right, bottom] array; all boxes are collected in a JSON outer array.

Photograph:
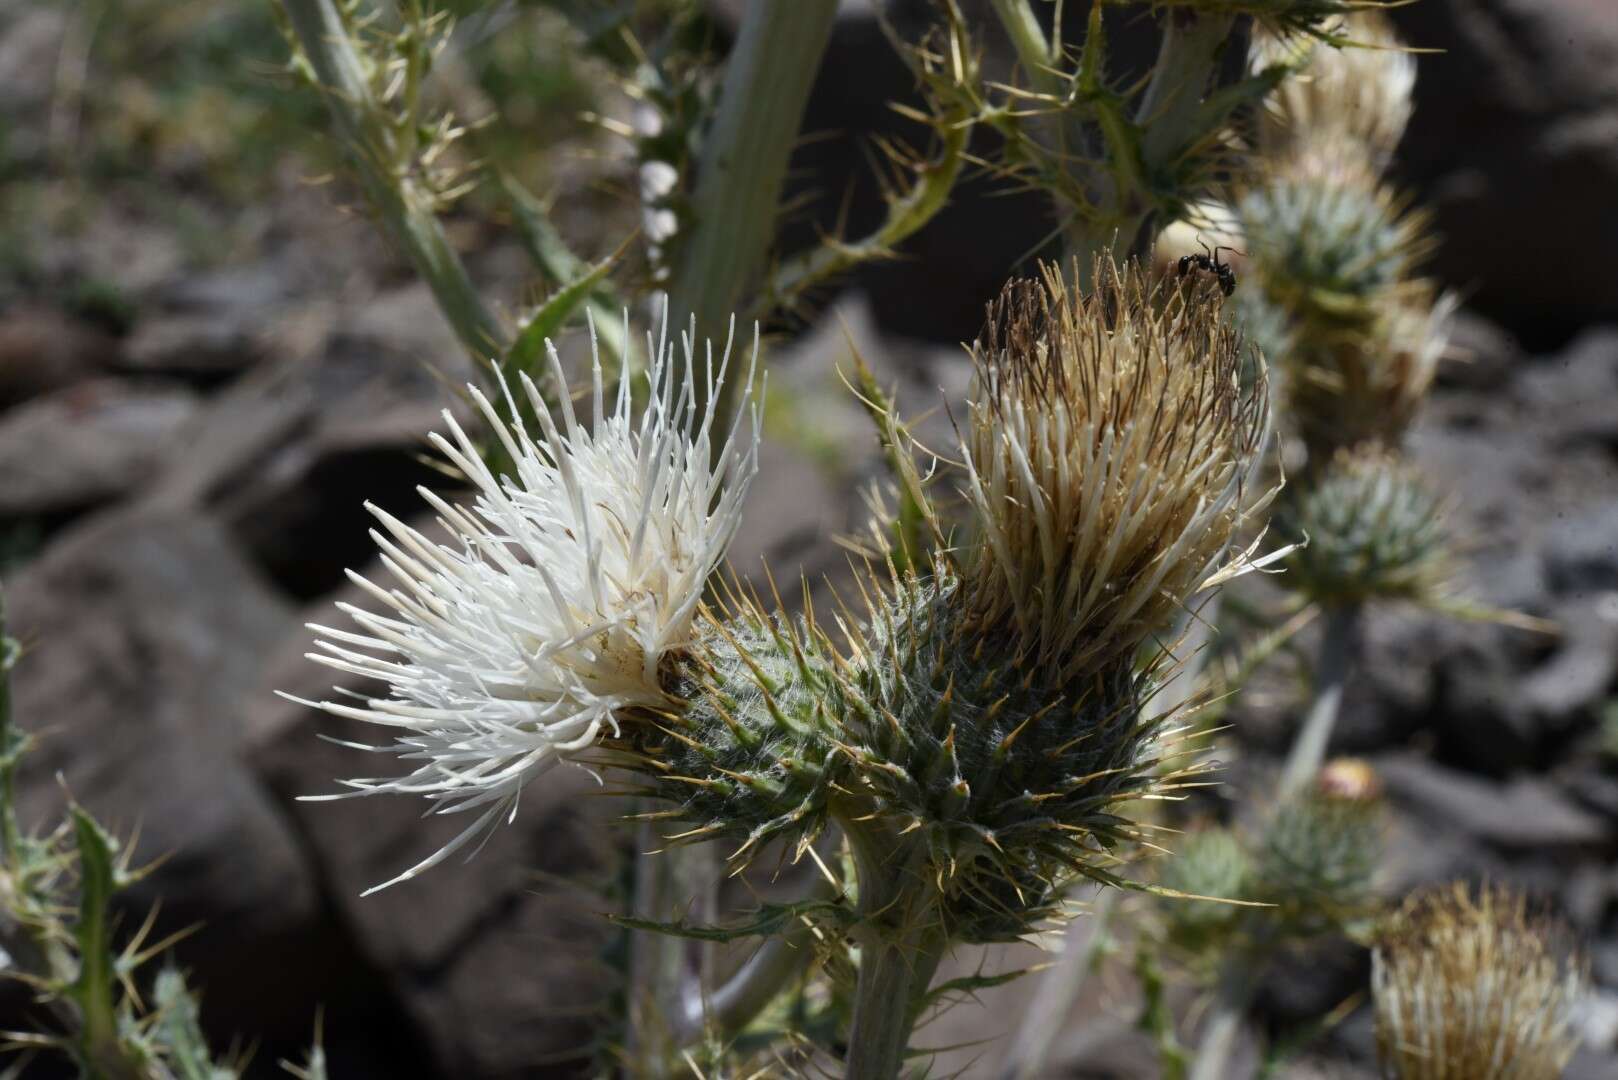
[[962, 258, 1274, 682], [1287, 290, 1456, 458], [1253, 11, 1416, 175], [1374, 884, 1586, 1080], [1278, 446, 1454, 607]]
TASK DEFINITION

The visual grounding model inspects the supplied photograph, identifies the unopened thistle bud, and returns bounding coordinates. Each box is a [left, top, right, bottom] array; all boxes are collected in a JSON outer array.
[[627, 598, 846, 866], [1252, 12, 1416, 175], [286, 313, 759, 893], [1279, 447, 1453, 607], [1373, 884, 1586, 1080], [960, 259, 1276, 680], [1159, 827, 1253, 952], [1251, 783, 1380, 931], [1240, 160, 1431, 332]]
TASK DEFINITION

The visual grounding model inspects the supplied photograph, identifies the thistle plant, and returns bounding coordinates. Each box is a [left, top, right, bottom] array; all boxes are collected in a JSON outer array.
[[6, 1, 1590, 1076]]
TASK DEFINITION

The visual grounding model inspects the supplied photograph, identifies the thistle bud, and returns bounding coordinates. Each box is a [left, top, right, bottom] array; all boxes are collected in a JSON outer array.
[[1251, 785, 1380, 931], [1240, 160, 1431, 333], [1159, 827, 1253, 952], [1287, 291, 1456, 458], [839, 574, 1166, 942], [1278, 447, 1453, 607], [1316, 756, 1382, 802], [627, 599, 846, 867], [1373, 884, 1586, 1080], [961, 258, 1274, 682]]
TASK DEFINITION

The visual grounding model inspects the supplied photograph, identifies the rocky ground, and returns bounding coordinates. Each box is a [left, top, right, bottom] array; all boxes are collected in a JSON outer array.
[[1, 1, 1617, 1077]]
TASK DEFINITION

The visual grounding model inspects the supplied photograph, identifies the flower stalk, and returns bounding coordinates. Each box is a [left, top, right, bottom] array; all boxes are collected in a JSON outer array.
[[1279, 602, 1361, 799], [665, 0, 839, 431]]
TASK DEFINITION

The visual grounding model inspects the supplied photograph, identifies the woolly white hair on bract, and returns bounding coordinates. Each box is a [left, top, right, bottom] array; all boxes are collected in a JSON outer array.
[[283, 308, 760, 894]]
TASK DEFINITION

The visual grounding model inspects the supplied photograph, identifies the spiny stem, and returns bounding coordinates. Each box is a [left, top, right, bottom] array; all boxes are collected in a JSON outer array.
[[1279, 603, 1362, 799], [665, 0, 839, 434], [280, 0, 506, 370]]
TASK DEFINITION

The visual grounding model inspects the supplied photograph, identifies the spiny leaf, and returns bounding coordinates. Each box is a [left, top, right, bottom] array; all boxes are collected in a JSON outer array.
[[68, 805, 121, 1065], [501, 234, 628, 388], [609, 896, 853, 943]]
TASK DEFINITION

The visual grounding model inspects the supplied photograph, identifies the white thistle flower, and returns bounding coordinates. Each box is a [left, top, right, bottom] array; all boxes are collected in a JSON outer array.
[[283, 309, 760, 894]]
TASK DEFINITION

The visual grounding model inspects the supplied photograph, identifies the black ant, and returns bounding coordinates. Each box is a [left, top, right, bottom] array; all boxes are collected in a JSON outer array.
[[1176, 241, 1241, 297]]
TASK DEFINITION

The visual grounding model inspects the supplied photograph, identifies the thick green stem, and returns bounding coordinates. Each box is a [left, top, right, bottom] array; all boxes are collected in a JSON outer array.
[[989, 0, 1057, 94], [1279, 603, 1361, 799], [845, 926, 947, 1080], [1066, 11, 1237, 272], [665, 0, 838, 429], [281, 0, 506, 369], [841, 819, 948, 1080]]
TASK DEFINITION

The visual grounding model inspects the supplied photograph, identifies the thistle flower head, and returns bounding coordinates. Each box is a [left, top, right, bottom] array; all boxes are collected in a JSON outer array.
[[1279, 446, 1453, 607], [1373, 884, 1586, 1080], [1159, 826, 1253, 951], [1252, 11, 1416, 174], [287, 311, 759, 893], [1252, 782, 1381, 932], [1240, 159, 1432, 332], [961, 258, 1275, 680], [1288, 290, 1456, 457]]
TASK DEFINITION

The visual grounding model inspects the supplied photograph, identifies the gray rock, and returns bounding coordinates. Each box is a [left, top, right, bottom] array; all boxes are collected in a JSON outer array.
[[1391, 0, 1618, 332], [121, 312, 269, 377], [4, 505, 329, 1036], [1376, 754, 1611, 852], [0, 306, 119, 408], [246, 566, 620, 1075], [0, 378, 199, 516]]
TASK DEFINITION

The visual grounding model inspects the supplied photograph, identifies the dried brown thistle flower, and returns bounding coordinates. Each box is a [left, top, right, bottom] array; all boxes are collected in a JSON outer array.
[[1288, 290, 1457, 458], [1252, 11, 1416, 175], [1373, 884, 1586, 1080], [961, 257, 1277, 680]]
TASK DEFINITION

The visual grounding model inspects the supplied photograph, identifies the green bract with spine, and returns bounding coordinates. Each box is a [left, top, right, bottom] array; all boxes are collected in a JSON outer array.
[[636, 604, 846, 865], [839, 575, 1172, 943], [1279, 448, 1451, 607]]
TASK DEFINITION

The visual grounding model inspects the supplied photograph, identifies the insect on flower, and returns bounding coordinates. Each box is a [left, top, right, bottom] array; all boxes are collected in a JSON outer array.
[[1177, 240, 1241, 296], [281, 305, 760, 894]]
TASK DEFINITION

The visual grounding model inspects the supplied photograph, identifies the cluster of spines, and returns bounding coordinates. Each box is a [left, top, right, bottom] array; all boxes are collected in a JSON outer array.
[[839, 573, 1182, 941], [628, 592, 850, 870]]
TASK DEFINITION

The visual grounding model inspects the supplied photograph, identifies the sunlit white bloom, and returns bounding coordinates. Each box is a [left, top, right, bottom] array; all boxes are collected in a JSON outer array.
[[284, 309, 759, 893]]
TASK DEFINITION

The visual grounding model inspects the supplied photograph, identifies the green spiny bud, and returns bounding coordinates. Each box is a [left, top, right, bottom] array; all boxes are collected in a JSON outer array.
[[631, 603, 847, 865], [1251, 785, 1380, 933], [1159, 827, 1252, 952], [1241, 161, 1431, 332], [840, 575, 1177, 942], [1278, 447, 1453, 607]]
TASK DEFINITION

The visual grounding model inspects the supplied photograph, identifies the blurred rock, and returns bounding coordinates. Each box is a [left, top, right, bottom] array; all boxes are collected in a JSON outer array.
[[4, 505, 339, 1038], [121, 313, 270, 378], [0, 378, 198, 516], [1391, 0, 1618, 338], [1376, 754, 1611, 853], [0, 306, 119, 408], [247, 566, 618, 1077]]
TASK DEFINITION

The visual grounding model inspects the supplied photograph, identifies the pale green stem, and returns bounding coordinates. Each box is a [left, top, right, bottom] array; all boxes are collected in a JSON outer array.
[[989, 0, 1057, 94], [1187, 956, 1256, 1080], [1279, 603, 1362, 799], [281, 0, 506, 369], [670, 844, 842, 1048], [665, 0, 839, 430], [841, 821, 948, 1080]]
